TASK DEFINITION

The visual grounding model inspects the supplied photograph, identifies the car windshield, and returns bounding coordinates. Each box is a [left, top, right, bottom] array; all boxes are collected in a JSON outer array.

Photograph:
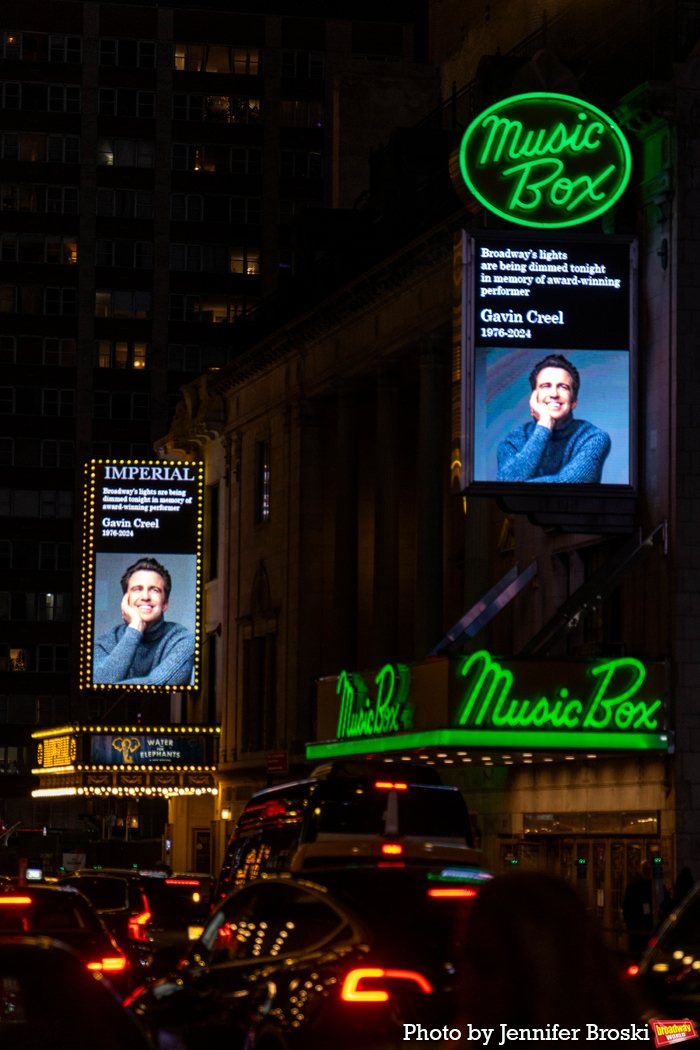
[[305, 782, 472, 844], [303, 867, 487, 966], [142, 877, 212, 925], [60, 876, 128, 911], [654, 893, 700, 954], [0, 890, 103, 934]]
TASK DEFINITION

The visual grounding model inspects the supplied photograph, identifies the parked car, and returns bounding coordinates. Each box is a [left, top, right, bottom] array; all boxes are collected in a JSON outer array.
[[0, 936, 152, 1049], [0, 883, 130, 995], [127, 862, 492, 1050], [57, 867, 213, 978], [215, 760, 479, 900]]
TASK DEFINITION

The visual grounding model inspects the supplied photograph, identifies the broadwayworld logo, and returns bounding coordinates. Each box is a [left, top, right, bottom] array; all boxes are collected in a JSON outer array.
[[458, 652, 661, 733], [650, 1021, 699, 1047]]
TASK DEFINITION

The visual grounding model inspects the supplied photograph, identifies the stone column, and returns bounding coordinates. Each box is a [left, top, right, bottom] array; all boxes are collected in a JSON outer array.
[[415, 335, 445, 657], [373, 368, 400, 665], [333, 383, 359, 670]]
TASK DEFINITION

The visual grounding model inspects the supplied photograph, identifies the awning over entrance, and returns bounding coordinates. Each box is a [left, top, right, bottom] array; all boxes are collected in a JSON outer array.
[[31, 724, 220, 799], [307, 652, 670, 765]]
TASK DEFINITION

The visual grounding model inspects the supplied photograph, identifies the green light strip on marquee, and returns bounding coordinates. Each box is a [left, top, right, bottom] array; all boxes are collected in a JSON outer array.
[[306, 728, 668, 761]]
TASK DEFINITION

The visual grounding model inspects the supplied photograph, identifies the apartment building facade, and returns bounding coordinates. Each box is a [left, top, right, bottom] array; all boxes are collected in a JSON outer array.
[[0, 0, 435, 843]]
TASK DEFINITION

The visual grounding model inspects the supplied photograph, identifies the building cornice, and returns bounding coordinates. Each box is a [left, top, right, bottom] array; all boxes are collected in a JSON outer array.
[[213, 210, 466, 396]]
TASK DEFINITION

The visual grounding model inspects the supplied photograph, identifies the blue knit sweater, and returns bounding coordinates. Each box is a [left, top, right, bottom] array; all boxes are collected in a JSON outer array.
[[93, 619, 195, 686], [497, 418, 611, 483]]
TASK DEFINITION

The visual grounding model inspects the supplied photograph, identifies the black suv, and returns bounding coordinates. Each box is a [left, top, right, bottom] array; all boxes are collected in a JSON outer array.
[[57, 868, 213, 978], [215, 761, 479, 902]]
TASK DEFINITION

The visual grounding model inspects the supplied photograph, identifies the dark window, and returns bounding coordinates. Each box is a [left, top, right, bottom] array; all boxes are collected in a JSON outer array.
[[241, 632, 276, 752], [255, 439, 270, 523], [208, 484, 219, 580]]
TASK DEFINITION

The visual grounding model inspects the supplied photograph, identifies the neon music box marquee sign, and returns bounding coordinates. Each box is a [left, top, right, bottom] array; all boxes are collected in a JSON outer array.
[[307, 652, 668, 760], [456, 92, 632, 229]]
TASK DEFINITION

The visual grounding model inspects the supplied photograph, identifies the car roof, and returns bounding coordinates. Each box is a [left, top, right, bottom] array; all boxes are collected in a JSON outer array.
[[62, 868, 141, 877], [2, 882, 82, 895]]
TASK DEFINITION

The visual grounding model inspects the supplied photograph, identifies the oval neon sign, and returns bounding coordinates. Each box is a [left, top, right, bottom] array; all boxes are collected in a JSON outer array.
[[457, 92, 632, 228]]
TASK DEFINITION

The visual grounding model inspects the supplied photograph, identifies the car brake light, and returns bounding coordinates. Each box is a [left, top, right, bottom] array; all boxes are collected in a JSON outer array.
[[122, 985, 147, 1008], [378, 862, 405, 868], [626, 965, 640, 977], [428, 887, 476, 898], [341, 968, 433, 1002], [165, 879, 200, 886], [381, 844, 403, 855], [128, 909, 151, 941], [0, 897, 31, 905], [87, 956, 127, 972], [374, 782, 407, 790]]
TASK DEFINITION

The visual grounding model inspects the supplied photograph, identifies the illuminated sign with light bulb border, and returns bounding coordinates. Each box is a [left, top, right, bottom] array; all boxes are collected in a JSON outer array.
[[454, 92, 632, 229], [31, 723, 220, 799], [80, 459, 204, 692], [308, 652, 669, 760]]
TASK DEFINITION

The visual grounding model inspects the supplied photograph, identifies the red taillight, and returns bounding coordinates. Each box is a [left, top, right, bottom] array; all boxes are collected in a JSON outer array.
[[341, 968, 433, 1002], [122, 985, 147, 1008], [428, 887, 476, 898], [0, 897, 31, 905], [381, 844, 403, 855], [87, 956, 127, 972], [165, 879, 200, 886], [378, 862, 405, 868], [374, 782, 407, 790], [626, 965, 640, 977], [128, 909, 151, 941]]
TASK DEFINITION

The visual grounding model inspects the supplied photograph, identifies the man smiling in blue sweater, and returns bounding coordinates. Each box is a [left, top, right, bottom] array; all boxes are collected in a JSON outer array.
[[497, 354, 611, 483], [93, 557, 195, 686]]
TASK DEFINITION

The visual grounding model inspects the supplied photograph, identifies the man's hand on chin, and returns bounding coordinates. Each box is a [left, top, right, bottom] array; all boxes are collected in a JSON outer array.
[[530, 390, 556, 431], [121, 592, 148, 634]]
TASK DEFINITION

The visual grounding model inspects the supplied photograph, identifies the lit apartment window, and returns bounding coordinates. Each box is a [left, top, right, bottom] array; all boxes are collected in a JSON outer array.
[[94, 341, 149, 369], [174, 44, 261, 74], [96, 138, 155, 168], [230, 246, 260, 275]]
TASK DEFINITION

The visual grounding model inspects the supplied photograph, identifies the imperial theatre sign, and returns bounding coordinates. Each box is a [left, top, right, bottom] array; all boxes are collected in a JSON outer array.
[[308, 654, 669, 761], [453, 92, 632, 228]]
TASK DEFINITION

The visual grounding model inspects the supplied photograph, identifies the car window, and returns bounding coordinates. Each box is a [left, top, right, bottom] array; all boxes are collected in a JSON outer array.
[[0, 892, 102, 934], [201, 883, 344, 963], [61, 876, 128, 911], [304, 782, 471, 844], [143, 877, 211, 926], [655, 893, 700, 952]]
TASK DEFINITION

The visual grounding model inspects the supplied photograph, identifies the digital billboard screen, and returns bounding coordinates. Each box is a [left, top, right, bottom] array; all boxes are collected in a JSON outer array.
[[461, 233, 637, 493], [81, 459, 203, 692]]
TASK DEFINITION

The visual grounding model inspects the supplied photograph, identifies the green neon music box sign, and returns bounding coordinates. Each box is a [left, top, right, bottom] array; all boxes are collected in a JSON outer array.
[[307, 652, 668, 761], [457, 92, 632, 229]]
